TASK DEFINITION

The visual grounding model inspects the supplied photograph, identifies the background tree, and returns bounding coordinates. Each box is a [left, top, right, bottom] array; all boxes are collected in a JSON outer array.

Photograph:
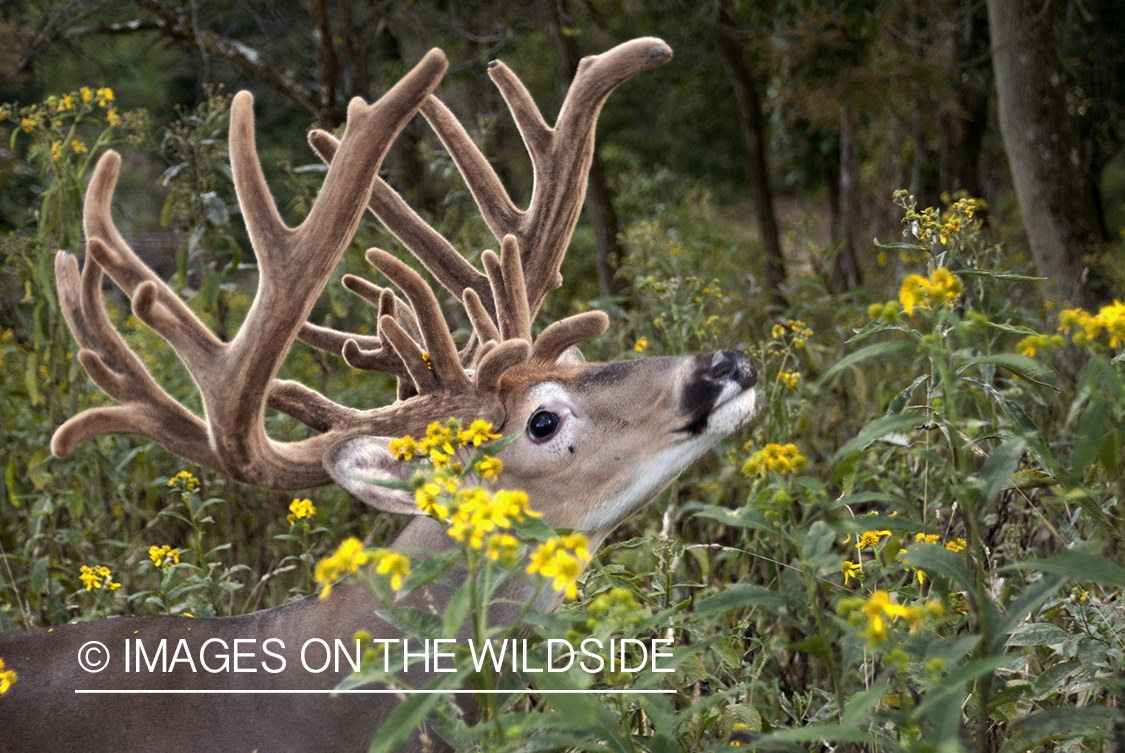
[[987, 0, 1110, 306]]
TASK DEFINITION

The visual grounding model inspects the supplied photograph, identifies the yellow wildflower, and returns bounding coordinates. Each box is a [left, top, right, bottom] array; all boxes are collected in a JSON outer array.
[[1095, 300, 1125, 347], [374, 550, 411, 591], [314, 538, 370, 598], [106, 107, 122, 126], [50, 141, 63, 161], [899, 274, 930, 316], [287, 498, 316, 525], [741, 443, 808, 476], [485, 533, 519, 564], [527, 535, 590, 599], [856, 529, 891, 549], [60, 93, 74, 111], [96, 87, 115, 106], [945, 538, 967, 553], [80, 565, 120, 591], [458, 419, 500, 447], [168, 469, 200, 491], [914, 533, 940, 545], [778, 371, 800, 389], [80, 87, 93, 103], [635, 337, 648, 353], [841, 560, 861, 585], [415, 483, 451, 521], [0, 657, 16, 694], [20, 116, 36, 132], [71, 139, 87, 154], [474, 455, 503, 480], [148, 545, 181, 568], [388, 435, 418, 461]]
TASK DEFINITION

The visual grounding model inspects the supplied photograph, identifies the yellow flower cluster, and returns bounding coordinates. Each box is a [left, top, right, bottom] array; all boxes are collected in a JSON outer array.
[[741, 443, 808, 477], [1015, 334, 1065, 357], [167, 469, 200, 492], [855, 529, 892, 549], [79, 565, 121, 592], [839, 590, 944, 645], [314, 538, 368, 597], [374, 551, 411, 591], [0, 657, 16, 694], [894, 190, 980, 247], [389, 419, 502, 473], [313, 538, 413, 598], [148, 545, 180, 569], [898, 268, 963, 315], [770, 319, 814, 349], [635, 337, 648, 354], [527, 534, 591, 599], [777, 371, 800, 389], [841, 560, 862, 585], [444, 488, 539, 550], [287, 498, 316, 525], [1059, 301, 1125, 348]]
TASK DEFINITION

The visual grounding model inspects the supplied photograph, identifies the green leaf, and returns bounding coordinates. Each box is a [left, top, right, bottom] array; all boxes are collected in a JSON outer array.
[[845, 319, 916, 344], [978, 439, 1025, 508], [831, 412, 924, 463], [887, 375, 928, 415], [953, 268, 1046, 282], [998, 707, 1119, 753], [375, 606, 443, 641], [694, 584, 788, 618], [817, 340, 916, 387], [959, 353, 1057, 390], [1018, 546, 1125, 588], [1005, 622, 1067, 647], [694, 504, 789, 541], [899, 543, 973, 591], [366, 669, 467, 753], [442, 581, 471, 639], [986, 321, 1042, 336]]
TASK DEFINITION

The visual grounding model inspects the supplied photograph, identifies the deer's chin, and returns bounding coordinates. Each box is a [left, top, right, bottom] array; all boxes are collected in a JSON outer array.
[[579, 386, 758, 537], [705, 384, 757, 437]]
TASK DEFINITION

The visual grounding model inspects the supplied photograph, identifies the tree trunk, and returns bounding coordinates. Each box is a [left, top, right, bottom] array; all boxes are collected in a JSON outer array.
[[938, 5, 990, 200], [545, 0, 625, 299], [832, 106, 863, 293], [986, 0, 1107, 306], [712, 19, 788, 310]]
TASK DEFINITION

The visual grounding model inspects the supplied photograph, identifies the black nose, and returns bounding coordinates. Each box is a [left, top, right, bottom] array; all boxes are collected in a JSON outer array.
[[709, 350, 757, 389]]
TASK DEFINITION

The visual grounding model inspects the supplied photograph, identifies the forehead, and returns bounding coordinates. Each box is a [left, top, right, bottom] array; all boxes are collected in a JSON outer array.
[[505, 356, 687, 412]]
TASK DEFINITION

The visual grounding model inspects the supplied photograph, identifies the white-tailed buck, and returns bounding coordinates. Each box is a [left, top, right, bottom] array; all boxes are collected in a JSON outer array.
[[0, 38, 757, 752]]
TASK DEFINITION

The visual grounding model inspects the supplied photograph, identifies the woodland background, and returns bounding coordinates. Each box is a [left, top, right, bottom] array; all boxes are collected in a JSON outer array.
[[1, 1, 1125, 751]]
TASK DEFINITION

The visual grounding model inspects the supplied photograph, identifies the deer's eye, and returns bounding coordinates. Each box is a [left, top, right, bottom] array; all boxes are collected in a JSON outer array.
[[528, 409, 559, 441]]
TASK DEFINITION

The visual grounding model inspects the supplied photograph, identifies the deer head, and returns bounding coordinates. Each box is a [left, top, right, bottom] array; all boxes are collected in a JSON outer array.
[[50, 37, 758, 543]]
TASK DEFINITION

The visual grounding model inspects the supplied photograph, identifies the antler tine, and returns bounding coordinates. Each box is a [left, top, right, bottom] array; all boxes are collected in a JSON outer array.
[[480, 234, 532, 343], [55, 49, 450, 490], [422, 37, 673, 319], [364, 248, 471, 394], [51, 248, 218, 464], [306, 131, 494, 314]]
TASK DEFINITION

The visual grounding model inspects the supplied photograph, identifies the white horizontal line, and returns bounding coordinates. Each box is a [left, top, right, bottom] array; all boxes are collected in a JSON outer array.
[[75, 688, 673, 695]]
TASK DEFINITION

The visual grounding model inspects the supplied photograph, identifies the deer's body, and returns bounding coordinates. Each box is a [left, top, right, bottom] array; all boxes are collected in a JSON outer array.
[[0, 38, 759, 752]]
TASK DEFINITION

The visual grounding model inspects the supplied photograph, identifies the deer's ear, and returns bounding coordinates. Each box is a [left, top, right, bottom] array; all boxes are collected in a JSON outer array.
[[555, 345, 586, 366], [325, 437, 421, 516]]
